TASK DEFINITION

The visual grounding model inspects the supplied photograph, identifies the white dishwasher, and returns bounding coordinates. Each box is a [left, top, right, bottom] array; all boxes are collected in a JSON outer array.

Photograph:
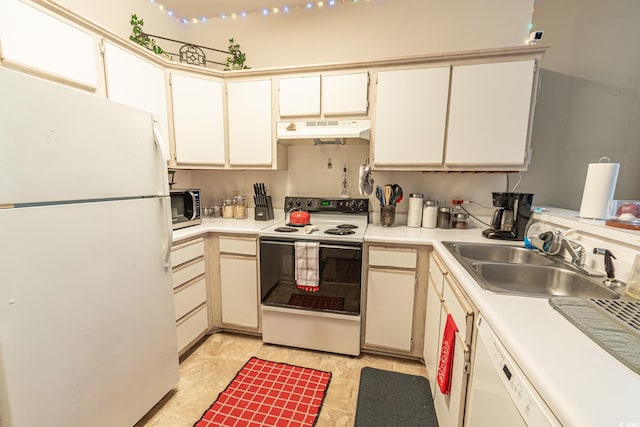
[[465, 315, 561, 427]]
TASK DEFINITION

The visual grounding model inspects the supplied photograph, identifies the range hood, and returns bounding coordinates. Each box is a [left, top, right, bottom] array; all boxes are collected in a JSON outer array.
[[276, 120, 371, 145]]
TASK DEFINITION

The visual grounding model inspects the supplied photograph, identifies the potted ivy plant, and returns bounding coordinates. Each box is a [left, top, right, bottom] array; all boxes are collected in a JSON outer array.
[[129, 14, 170, 59], [225, 38, 250, 70]]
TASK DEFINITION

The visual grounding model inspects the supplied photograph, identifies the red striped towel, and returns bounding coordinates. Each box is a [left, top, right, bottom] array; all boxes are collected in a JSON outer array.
[[295, 241, 320, 292], [437, 313, 458, 395]]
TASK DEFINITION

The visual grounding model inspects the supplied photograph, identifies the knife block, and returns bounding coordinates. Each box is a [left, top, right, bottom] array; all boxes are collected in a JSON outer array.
[[255, 196, 274, 221]]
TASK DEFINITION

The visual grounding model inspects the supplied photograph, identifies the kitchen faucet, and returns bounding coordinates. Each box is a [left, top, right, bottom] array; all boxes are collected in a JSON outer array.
[[531, 229, 605, 277], [550, 230, 586, 267]]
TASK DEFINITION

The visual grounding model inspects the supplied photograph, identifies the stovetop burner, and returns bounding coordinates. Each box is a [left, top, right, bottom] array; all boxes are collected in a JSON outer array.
[[324, 228, 356, 235], [261, 196, 369, 242], [274, 227, 299, 233]]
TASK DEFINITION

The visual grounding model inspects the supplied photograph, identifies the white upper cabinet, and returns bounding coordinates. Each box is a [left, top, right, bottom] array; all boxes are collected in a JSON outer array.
[[322, 72, 369, 115], [227, 79, 273, 166], [170, 73, 225, 165], [0, 0, 98, 88], [103, 42, 170, 160], [278, 72, 369, 117], [373, 67, 450, 166], [446, 59, 536, 165], [278, 75, 320, 117]]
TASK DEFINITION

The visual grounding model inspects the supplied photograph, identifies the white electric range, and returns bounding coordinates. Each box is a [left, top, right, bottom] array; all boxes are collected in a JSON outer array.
[[259, 196, 369, 356]]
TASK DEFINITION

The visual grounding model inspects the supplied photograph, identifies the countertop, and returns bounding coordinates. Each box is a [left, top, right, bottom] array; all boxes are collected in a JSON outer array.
[[172, 215, 283, 243], [173, 208, 640, 426]]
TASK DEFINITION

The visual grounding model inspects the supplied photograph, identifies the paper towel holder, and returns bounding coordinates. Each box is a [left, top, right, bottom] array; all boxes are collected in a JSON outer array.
[[577, 156, 620, 220]]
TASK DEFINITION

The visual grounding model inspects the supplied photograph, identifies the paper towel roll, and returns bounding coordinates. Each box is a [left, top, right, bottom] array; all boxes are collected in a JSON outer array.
[[578, 162, 619, 219]]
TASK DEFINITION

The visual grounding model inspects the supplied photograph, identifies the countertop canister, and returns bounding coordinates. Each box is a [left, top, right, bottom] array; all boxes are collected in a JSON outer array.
[[407, 193, 423, 228], [422, 200, 439, 228]]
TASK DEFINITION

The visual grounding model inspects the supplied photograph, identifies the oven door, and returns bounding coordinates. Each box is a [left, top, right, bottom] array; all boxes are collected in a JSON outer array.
[[259, 238, 362, 315]]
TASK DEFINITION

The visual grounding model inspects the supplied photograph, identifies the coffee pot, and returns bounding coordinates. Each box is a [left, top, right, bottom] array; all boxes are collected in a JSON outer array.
[[483, 192, 534, 240]]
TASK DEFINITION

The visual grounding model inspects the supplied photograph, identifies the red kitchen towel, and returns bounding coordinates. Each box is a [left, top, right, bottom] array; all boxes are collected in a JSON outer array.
[[295, 241, 320, 292], [437, 314, 458, 395]]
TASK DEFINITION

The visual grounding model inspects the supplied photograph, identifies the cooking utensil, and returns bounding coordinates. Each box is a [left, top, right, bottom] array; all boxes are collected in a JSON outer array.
[[376, 185, 384, 206], [392, 184, 403, 204], [383, 185, 392, 206]]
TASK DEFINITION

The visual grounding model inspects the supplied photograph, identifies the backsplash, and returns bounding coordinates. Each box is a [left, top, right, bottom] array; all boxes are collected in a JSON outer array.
[[185, 145, 514, 217]]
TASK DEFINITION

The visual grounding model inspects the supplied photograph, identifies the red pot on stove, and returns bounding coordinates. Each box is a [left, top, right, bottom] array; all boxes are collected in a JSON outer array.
[[289, 210, 311, 225]]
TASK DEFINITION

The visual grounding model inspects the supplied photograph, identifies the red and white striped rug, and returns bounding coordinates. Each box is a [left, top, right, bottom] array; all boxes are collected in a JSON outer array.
[[194, 357, 332, 427]]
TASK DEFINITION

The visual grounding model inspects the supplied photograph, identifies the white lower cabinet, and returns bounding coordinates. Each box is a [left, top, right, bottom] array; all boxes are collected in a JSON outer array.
[[171, 237, 208, 355], [218, 235, 259, 330], [365, 269, 416, 351], [364, 245, 422, 353], [425, 251, 474, 427]]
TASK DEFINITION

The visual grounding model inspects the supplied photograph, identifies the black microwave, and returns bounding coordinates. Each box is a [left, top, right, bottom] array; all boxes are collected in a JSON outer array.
[[170, 189, 202, 230]]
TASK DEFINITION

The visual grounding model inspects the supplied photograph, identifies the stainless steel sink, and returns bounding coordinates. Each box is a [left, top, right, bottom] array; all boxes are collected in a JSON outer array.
[[442, 241, 620, 299], [472, 262, 620, 299], [448, 242, 555, 265]]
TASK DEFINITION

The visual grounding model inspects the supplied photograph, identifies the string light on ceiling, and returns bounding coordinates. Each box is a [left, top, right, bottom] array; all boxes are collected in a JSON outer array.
[[149, 0, 373, 24]]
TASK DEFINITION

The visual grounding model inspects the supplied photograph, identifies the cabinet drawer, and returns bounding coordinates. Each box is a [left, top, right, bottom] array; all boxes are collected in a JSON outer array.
[[171, 238, 204, 267], [369, 247, 417, 269], [176, 304, 208, 354], [174, 277, 207, 321], [172, 259, 205, 289], [219, 236, 256, 256]]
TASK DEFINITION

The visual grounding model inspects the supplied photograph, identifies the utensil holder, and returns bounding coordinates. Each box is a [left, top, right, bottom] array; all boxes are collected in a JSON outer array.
[[255, 196, 274, 221], [380, 205, 396, 227]]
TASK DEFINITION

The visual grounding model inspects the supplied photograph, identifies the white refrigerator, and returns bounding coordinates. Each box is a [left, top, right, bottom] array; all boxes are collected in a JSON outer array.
[[0, 68, 179, 426]]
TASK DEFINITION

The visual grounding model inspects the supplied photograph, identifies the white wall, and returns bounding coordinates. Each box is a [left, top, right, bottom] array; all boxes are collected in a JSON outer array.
[[48, 0, 184, 42], [183, 0, 534, 68]]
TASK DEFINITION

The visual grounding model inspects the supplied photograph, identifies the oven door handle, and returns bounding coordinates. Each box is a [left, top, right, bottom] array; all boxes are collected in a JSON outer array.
[[261, 240, 361, 252]]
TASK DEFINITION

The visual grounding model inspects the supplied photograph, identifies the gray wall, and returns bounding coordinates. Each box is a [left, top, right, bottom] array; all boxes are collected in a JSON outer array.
[[519, 0, 640, 208]]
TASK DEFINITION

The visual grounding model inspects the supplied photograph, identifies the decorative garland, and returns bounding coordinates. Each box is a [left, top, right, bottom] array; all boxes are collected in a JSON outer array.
[[149, 0, 374, 24]]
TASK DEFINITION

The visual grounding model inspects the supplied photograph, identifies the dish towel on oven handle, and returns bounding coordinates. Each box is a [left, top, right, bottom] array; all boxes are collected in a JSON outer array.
[[437, 313, 458, 395], [294, 241, 320, 292]]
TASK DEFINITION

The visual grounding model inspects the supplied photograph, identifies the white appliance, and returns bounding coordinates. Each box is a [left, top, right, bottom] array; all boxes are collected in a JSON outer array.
[[465, 315, 560, 427], [0, 69, 179, 427], [276, 119, 371, 144], [260, 197, 369, 356]]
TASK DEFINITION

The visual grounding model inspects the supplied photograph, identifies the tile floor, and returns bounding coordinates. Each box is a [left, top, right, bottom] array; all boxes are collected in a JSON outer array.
[[138, 332, 429, 427]]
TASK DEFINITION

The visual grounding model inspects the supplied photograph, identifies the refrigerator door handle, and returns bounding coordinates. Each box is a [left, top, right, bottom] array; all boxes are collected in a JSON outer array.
[[161, 197, 172, 271], [152, 117, 169, 196]]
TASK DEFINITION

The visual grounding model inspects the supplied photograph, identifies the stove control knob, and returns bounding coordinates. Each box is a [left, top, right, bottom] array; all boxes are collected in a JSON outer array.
[[306, 199, 313, 208], [349, 200, 356, 210], [357, 201, 367, 211], [295, 199, 302, 207]]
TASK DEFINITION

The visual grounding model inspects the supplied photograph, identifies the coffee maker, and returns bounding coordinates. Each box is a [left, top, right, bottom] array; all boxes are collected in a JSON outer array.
[[482, 192, 534, 240]]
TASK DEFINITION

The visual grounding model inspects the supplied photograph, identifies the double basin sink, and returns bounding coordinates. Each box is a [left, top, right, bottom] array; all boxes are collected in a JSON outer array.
[[443, 241, 620, 299]]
